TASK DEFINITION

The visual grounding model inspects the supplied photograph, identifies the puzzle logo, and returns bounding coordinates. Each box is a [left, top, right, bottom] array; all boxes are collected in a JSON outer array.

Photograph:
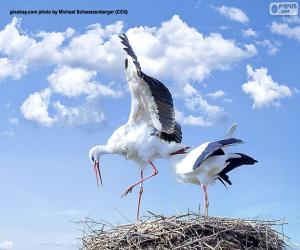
[[269, 2, 298, 15]]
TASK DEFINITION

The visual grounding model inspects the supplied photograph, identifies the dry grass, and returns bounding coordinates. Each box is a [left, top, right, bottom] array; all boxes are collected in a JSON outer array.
[[78, 212, 286, 250]]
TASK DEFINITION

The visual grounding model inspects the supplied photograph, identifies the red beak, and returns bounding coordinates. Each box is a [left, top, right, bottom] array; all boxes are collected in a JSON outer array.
[[93, 160, 103, 187]]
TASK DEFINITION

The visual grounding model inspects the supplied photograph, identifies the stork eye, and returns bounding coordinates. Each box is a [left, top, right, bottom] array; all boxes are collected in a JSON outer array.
[[91, 156, 95, 162], [125, 58, 128, 69]]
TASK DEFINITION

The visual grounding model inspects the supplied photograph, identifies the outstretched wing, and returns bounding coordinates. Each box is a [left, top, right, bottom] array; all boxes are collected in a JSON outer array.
[[119, 34, 177, 135], [192, 138, 243, 170], [119, 34, 141, 71]]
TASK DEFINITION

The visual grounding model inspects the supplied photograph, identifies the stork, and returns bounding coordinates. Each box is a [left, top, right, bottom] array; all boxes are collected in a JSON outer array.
[[89, 34, 188, 220], [170, 124, 257, 216]]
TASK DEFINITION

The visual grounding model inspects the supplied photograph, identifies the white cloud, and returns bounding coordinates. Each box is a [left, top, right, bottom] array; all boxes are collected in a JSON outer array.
[[175, 110, 213, 126], [0, 240, 13, 250], [126, 15, 256, 84], [184, 86, 224, 116], [0, 58, 27, 80], [20, 89, 106, 127], [125, 15, 255, 125], [0, 17, 125, 81], [0, 16, 256, 85], [282, 16, 300, 24], [255, 39, 281, 55], [0, 18, 34, 57], [270, 21, 300, 42], [207, 90, 225, 98], [242, 65, 292, 108], [53, 97, 105, 126], [1, 16, 257, 127], [20, 88, 55, 127], [181, 84, 226, 125], [48, 66, 121, 98], [242, 28, 257, 37], [216, 6, 249, 24]]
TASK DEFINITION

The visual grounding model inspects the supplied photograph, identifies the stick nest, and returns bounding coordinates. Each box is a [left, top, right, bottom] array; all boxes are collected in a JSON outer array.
[[79, 212, 285, 249]]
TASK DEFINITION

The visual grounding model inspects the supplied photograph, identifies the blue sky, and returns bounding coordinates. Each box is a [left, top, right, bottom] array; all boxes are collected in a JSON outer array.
[[0, 0, 299, 249]]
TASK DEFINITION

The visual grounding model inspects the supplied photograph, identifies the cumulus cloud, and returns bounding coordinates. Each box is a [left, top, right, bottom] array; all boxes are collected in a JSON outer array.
[[282, 16, 300, 24], [180, 84, 227, 125], [48, 66, 121, 98], [126, 15, 256, 84], [270, 21, 300, 42], [124, 15, 255, 125], [207, 90, 226, 98], [216, 6, 249, 24], [20, 88, 54, 127], [242, 65, 292, 108], [21, 89, 106, 127], [242, 28, 257, 37], [0, 16, 257, 127], [0, 16, 257, 84], [175, 110, 213, 126], [258, 39, 280, 55], [53, 97, 105, 126], [0, 240, 13, 250], [0, 17, 125, 81], [0, 58, 27, 80]]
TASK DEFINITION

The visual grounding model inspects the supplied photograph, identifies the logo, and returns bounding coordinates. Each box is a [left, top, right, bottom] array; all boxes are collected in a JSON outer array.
[[269, 2, 298, 15]]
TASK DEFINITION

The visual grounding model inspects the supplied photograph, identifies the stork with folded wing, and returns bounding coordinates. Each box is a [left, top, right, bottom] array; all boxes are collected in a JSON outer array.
[[170, 124, 257, 216]]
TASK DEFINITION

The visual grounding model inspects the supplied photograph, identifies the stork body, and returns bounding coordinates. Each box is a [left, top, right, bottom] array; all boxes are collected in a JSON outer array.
[[89, 34, 187, 220], [170, 125, 257, 216]]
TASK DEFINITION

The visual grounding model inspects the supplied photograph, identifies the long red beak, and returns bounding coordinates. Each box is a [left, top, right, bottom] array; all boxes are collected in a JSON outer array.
[[93, 160, 103, 187]]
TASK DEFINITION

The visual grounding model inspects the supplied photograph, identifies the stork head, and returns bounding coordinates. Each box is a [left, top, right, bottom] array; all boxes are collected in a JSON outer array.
[[88, 145, 106, 187]]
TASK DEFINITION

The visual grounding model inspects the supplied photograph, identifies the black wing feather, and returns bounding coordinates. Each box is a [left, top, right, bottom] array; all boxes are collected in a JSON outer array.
[[119, 34, 141, 70], [140, 72, 175, 133], [159, 122, 182, 143], [193, 138, 243, 170], [119, 33, 176, 134], [222, 153, 257, 175], [218, 153, 257, 185]]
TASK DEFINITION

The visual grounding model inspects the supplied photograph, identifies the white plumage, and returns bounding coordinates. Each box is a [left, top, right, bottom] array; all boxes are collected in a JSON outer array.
[[89, 34, 188, 220], [170, 124, 257, 216]]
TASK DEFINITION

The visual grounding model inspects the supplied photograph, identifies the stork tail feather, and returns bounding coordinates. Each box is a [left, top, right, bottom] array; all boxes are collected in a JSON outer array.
[[218, 153, 257, 185]]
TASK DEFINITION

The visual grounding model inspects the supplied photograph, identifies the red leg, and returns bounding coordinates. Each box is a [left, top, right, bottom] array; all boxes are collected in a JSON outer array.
[[201, 184, 209, 216], [121, 160, 158, 197], [136, 170, 144, 221]]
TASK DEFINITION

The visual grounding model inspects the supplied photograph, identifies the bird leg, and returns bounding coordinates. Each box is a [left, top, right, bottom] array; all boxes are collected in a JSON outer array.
[[121, 160, 158, 197], [201, 184, 209, 216], [136, 170, 144, 221]]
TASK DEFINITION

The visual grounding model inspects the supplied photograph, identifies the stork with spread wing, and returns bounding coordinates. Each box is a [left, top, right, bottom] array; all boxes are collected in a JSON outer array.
[[89, 34, 189, 220]]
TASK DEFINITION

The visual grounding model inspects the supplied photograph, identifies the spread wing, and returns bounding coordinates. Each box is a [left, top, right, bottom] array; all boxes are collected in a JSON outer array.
[[119, 34, 178, 136]]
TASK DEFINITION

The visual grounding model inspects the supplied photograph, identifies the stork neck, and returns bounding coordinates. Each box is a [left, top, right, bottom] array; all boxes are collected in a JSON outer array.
[[95, 144, 114, 155]]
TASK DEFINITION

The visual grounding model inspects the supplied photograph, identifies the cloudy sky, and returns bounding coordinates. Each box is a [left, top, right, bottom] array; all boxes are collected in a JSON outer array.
[[0, 0, 299, 249]]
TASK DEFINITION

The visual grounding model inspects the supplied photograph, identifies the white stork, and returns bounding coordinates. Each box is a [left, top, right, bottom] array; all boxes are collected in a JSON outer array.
[[170, 124, 257, 216], [89, 34, 189, 220]]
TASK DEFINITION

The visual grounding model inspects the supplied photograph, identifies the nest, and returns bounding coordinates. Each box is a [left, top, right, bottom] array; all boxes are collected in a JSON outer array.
[[79, 212, 285, 249]]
